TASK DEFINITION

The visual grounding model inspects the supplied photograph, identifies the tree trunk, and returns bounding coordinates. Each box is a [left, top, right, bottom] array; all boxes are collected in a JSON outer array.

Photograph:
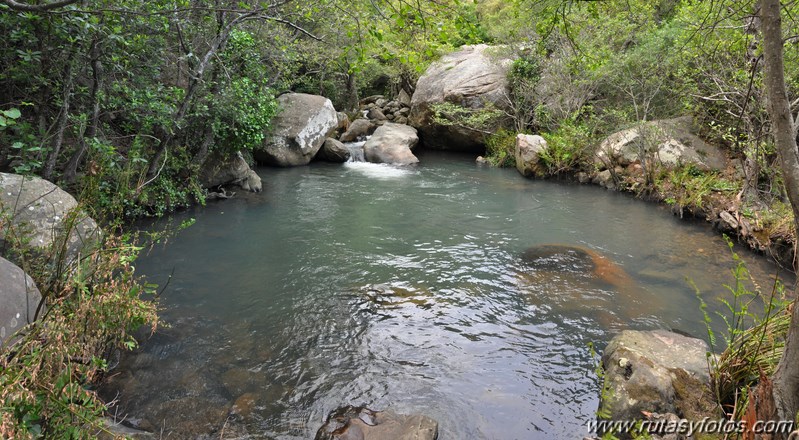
[[64, 36, 102, 184], [43, 59, 74, 181], [761, 0, 799, 426]]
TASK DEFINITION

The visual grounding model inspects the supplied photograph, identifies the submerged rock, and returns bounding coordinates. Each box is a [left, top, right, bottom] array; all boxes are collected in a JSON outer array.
[[0, 256, 42, 348], [315, 406, 438, 440], [520, 244, 634, 288], [599, 329, 716, 435], [255, 93, 338, 166]]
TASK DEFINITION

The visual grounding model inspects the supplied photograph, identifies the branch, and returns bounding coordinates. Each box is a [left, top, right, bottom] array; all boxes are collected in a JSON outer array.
[[0, 0, 79, 12]]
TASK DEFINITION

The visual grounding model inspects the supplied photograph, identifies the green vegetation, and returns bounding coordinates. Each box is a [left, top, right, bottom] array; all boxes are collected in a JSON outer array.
[[695, 238, 789, 420], [0, 209, 160, 438]]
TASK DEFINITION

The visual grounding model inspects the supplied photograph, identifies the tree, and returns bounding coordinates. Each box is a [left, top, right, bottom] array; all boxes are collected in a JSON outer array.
[[761, 0, 799, 426]]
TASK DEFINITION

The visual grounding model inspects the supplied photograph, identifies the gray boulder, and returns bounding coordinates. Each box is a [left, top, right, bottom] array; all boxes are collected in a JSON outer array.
[[600, 330, 713, 429], [409, 44, 513, 152], [515, 134, 548, 177], [340, 118, 376, 142], [0, 173, 100, 263], [316, 138, 351, 163], [364, 123, 420, 165], [595, 117, 727, 171], [255, 93, 338, 166], [199, 151, 261, 192], [0, 256, 42, 348], [315, 406, 438, 440]]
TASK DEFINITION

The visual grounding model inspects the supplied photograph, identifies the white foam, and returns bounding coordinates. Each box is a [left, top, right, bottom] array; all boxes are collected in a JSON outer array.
[[344, 161, 414, 179]]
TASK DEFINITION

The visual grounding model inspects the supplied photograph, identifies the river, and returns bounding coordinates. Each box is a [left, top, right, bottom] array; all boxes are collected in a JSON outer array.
[[101, 151, 791, 439]]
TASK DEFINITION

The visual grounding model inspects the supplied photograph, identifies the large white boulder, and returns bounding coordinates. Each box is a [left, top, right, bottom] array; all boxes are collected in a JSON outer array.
[[363, 123, 420, 165], [255, 93, 338, 166], [0, 256, 42, 348]]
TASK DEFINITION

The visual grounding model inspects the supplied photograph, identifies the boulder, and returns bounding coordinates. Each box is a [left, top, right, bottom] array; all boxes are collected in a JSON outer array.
[[315, 406, 438, 440], [255, 93, 338, 166], [316, 138, 351, 163], [367, 107, 387, 121], [0, 256, 42, 348], [340, 119, 376, 143], [600, 330, 713, 430], [515, 134, 548, 177], [409, 44, 513, 152], [363, 123, 420, 165], [0, 173, 100, 263], [397, 89, 412, 106], [199, 151, 262, 192], [595, 117, 727, 171]]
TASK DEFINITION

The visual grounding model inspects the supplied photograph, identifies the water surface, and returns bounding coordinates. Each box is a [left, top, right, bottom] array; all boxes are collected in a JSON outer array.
[[103, 151, 790, 439]]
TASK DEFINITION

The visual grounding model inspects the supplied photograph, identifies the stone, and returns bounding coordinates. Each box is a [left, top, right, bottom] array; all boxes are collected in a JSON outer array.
[[340, 119, 376, 143], [255, 93, 338, 166], [595, 117, 727, 171], [360, 95, 384, 106], [476, 156, 489, 165], [719, 211, 739, 231], [593, 170, 615, 189], [336, 111, 351, 132], [230, 392, 258, 418], [199, 151, 262, 192], [409, 44, 514, 152], [316, 138, 352, 163], [363, 123, 420, 165], [394, 116, 408, 125], [367, 107, 387, 121], [0, 256, 42, 348], [514, 134, 548, 178], [577, 172, 591, 184], [315, 406, 438, 440], [0, 172, 100, 263], [600, 330, 712, 429], [397, 89, 412, 106], [99, 418, 154, 439], [375, 98, 388, 108]]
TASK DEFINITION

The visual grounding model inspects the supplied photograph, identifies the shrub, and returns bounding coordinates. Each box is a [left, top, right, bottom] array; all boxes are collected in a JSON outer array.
[[484, 129, 517, 168], [539, 119, 595, 175], [0, 212, 159, 438]]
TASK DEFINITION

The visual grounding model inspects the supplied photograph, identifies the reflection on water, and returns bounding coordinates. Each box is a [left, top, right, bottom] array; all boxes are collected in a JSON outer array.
[[102, 152, 791, 439]]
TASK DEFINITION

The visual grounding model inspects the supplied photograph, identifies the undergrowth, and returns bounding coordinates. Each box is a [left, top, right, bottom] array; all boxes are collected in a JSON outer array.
[[695, 236, 789, 420], [0, 202, 161, 438]]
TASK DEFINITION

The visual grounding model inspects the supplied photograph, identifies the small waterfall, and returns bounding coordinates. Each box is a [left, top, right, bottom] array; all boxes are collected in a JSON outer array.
[[344, 139, 367, 162]]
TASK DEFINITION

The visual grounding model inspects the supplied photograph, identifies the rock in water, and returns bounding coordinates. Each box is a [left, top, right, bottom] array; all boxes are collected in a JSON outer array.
[[315, 406, 438, 440], [363, 123, 420, 165], [599, 330, 716, 435], [316, 138, 352, 163], [515, 134, 548, 177], [0, 172, 100, 264], [409, 44, 513, 152], [199, 151, 262, 192], [255, 93, 338, 166], [520, 244, 633, 288], [0, 256, 42, 348], [340, 118, 376, 143]]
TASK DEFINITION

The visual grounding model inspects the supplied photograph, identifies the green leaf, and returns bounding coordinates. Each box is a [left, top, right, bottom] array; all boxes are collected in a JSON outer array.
[[3, 108, 21, 119]]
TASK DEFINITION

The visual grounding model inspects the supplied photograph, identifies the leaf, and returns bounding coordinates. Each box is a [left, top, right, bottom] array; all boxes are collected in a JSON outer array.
[[3, 108, 21, 119]]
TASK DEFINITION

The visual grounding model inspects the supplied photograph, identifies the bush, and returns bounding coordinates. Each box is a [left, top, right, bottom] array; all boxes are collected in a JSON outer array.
[[0, 214, 159, 438], [539, 120, 595, 175], [484, 129, 517, 168]]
